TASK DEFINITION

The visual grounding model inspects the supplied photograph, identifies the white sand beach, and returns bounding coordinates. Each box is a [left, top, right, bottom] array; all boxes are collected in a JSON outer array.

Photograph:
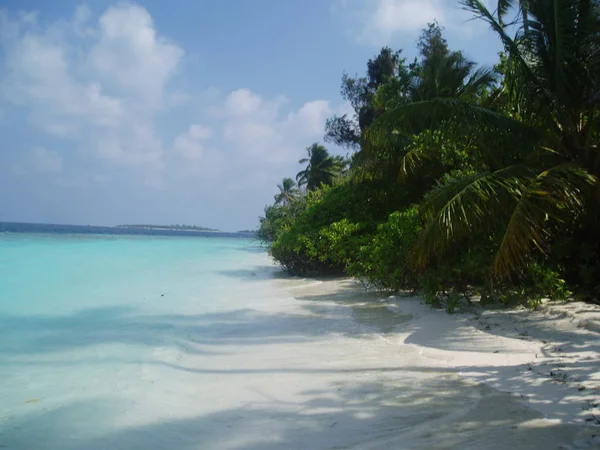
[[3, 266, 599, 449], [269, 277, 600, 449]]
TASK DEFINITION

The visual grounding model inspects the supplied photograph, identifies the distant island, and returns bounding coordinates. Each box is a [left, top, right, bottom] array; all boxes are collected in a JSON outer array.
[[116, 224, 220, 232], [237, 229, 258, 234]]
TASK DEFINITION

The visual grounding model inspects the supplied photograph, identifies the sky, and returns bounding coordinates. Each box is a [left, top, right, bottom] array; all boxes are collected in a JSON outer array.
[[0, 0, 502, 231]]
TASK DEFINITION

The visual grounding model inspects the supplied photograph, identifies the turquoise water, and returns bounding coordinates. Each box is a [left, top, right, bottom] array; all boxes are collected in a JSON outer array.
[[0, 231, 278, 449], [0, 232, 266, 316]]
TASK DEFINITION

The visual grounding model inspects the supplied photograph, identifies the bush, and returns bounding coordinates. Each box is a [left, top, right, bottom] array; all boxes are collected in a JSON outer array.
[[419, 242, 495, 311], [270, 178, 411, 275], [258, 197, 307, 242], [479, 262, 571, 309], [349, 207, 421, 291]]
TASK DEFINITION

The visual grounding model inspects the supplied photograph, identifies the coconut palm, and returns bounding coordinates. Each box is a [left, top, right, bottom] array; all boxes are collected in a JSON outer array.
[[365, 24, 497, 182], [296, 143, 346, 191], [371, 0, 600, 276], [274, 177, 299, 206], [497, 0, 530, 29]]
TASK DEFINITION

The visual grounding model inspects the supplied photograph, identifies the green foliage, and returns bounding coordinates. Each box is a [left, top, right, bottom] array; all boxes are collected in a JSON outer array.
[[325, 47, 408, 149], [317, 220, 369, 269], [420, 242, 496, 312], [274, 178, 299, 206], [349, 207, 421, 291], [479, 263, 572, 309], [270, 178, 411, 275], [296, 143, 346, 191], [261, 8, 600, 310], [258, 197, 307, 243]]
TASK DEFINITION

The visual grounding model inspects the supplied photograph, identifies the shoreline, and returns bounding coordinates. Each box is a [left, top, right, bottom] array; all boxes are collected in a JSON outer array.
[[2, 247, 598, 449], [275, 274, 600, 447]]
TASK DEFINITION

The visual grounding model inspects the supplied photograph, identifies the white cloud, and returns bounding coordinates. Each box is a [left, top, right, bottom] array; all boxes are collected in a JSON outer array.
[[284, 100, 333, 136], [97, 123, 163, 168], [30, 146, 63, 173], [42, 122, 78, 137], [1, 4, 346, 218], [72, 5, 94, 37], [167, 90, 191, 107], [174, 124, 212, 160], [3, 34, 123, 129], [225, 89, 263, 117], [89, 3, 183, 109], [364, 0, 444, 40], [170, 89, 343, 193], [221, 92, 332, 165], [337, 0, 477, 45], [0, 3, 185, 170]]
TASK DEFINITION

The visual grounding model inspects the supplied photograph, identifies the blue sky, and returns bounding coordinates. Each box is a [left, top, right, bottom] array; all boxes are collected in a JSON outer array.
[[0, 0, 501, 231]]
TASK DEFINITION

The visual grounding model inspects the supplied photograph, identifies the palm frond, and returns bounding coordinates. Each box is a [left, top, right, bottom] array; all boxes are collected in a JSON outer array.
[[460, 0, 540, 88], [459, 66, 497, 98], [370, 98, 542, 150], [497, 0, 514, 26], [413, 164, 538, 269], [398, 143, 440, 182], [493, 163, 597, 274]]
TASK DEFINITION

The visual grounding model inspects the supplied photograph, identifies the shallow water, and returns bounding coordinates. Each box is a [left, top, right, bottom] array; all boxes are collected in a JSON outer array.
[[0, 231, 593, 449], [0, 231, 280, 448]]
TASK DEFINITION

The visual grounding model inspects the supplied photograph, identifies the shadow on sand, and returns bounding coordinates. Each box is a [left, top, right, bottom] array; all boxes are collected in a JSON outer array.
[[2, 372, 593, 449], [1, 275, 598, 449]]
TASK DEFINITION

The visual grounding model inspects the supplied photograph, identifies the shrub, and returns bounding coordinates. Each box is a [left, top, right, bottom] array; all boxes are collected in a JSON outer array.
[[349, 207, 421, 291], [270, 178, 412, 275], [258, 197, 307, 242]]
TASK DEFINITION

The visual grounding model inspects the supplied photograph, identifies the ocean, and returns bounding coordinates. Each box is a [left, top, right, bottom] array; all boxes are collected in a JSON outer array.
[[0, 223, 285, 449]]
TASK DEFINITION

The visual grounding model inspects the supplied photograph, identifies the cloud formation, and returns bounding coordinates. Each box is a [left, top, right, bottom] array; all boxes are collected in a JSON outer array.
[[0, 3, 347, 228], [169, 89, 342, 185], [174, 125, 212, 161], [336, 0, 479, 45], [0, 3, 183, 170]]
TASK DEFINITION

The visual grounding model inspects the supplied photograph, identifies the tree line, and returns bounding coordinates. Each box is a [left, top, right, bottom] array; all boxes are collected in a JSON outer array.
[[259, 0, 600, 311]]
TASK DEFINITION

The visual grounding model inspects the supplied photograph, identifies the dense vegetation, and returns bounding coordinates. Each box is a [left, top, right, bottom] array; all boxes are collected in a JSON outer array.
[[259, 0, 600, 310]]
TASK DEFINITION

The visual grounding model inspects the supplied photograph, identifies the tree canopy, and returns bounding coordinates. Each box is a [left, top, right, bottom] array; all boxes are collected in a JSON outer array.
[[259, 5, 600, 308]]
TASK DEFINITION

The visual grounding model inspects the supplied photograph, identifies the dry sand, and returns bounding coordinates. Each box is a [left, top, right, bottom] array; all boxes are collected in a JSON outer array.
[[269, 276, 600, 449]]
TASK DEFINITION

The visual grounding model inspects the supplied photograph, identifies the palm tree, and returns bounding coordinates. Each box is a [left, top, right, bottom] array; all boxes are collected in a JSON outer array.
[[274, 177, 299, 206], [371, 0, 599, 277], [296, 143, 346, 191], [497, 0, 530, 30], [365, 24, 496, 182]]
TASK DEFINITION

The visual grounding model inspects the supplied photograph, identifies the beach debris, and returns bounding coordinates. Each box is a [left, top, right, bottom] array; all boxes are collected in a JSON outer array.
[[550, 370, 569, 383]]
